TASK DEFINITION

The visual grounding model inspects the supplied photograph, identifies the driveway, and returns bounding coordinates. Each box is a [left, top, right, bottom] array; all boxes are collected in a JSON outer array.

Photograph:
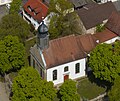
[[0, 5, 9, 21], [0, 82, 10, 101]]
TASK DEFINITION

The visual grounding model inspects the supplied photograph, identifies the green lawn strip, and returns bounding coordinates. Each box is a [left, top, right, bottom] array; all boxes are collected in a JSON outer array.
[[77, 78, 106, 100], [25, 38, 36, 66]]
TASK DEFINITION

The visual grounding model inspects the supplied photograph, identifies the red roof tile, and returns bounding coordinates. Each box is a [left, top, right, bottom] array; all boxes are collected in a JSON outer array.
[[105, 11, 120, 36], [93, 28, 118, 43], [42, 34, 97, 68], [23, 0, 48, 22]]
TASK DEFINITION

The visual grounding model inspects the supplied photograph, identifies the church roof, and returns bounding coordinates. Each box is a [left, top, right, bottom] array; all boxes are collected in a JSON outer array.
[[38, 21, 48, 34], [30, 34, 97, 69]]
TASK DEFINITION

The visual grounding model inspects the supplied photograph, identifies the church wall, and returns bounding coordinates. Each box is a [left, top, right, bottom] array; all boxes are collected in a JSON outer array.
[[46, 58, 86, 85]]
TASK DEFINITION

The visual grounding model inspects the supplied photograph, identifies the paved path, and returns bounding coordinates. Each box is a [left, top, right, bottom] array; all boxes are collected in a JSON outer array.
[[0, 82, 9, 101], [0, 5, 9, 21]]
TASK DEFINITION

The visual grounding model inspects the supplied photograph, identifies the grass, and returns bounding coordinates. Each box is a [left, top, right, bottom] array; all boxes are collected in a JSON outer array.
[[77, 78, 106, 100], [25, 38, 36, 66]]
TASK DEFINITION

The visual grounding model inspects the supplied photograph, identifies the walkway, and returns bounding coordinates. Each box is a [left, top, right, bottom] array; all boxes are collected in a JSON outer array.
[[0, 82, 9, 101]]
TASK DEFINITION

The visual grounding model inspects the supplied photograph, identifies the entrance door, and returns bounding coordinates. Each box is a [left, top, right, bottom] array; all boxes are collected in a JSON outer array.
[[64, 75, 69, 81]]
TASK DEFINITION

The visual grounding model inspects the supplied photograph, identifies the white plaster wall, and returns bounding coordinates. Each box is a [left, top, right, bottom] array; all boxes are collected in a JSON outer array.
[[47, 58, 86, 85], [23, 10, 40, 30], [104, 36, 120, 44], [101, 0, 118, 3], [86, 27, 96, 34], [0, 0, 12, 5]]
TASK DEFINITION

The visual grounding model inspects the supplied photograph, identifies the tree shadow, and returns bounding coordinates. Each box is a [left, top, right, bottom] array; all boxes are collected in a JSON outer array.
[[87, 71, 112, 91]]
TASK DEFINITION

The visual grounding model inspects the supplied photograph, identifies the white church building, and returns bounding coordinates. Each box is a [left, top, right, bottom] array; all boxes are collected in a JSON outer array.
[[30, 11, 120, 86]]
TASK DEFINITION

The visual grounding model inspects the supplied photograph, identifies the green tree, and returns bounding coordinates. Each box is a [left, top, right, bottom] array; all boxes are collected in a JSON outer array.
[[59, 79, 80, 101], [96, 24, 105, 32], [0, 14, 30, 42], [0, 35, 25, 74], [89, 43, 120, 83], [12, 67, 56, 101], [108, 76, 120, 101], [10, 0, 22, 14], [48, 0, 83, 39]]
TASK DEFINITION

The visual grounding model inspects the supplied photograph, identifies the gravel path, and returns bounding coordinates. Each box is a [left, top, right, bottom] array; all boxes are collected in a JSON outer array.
[[0, 82, 10, 101]]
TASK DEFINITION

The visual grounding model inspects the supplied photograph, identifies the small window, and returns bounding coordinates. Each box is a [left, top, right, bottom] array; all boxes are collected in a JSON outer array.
[[53, 70, 57, 80], [28, 6, 32, 12], [64, 66, 68, 72], [33, 59, 35, 68], [75, 63, 80, 74]]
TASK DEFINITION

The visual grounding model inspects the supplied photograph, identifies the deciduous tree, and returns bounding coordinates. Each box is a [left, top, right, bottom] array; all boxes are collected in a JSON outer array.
[[0, 14, 30, 42], [48, 0, 83, 39], [0, 35, 25, 74], [59, 79, 80, 101], [89, 43, 120, 83], [10, 0, 22, 14], [12, 67, 56, 101]]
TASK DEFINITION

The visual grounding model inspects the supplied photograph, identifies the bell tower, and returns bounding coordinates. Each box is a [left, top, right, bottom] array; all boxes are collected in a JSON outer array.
[[37, 21, 49, 51]]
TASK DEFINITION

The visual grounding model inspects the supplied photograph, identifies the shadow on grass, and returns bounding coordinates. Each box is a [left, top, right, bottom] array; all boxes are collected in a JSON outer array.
[[87, 71, 112, 91]]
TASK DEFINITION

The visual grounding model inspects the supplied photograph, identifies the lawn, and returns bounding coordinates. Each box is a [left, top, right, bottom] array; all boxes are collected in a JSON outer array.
[[77, 78, 106, 100]]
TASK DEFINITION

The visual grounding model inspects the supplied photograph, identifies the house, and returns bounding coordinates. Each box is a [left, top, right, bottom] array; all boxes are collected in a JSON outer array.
[[0, 0, 12, 6], [105, 11, 120, 36], [30, 22, 98, 85], [0, 0, 11, 6], [113, 0, 120, 11], [94, 0, 118, 4], [22, 0, 48, 30], [76, 1, 117, 34], [93, 28, 120, 44], [69, 0, 93, 10]]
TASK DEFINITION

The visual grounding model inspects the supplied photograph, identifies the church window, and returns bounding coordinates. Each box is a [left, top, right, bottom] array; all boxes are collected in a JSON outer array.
[[75, 63, 80, 74], [53, 70, 57, 80], [33, 59, 35, 68], [64, 66, 68, 72]]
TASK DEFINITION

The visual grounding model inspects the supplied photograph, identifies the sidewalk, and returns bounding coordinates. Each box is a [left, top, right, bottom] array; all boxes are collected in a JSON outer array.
[[0, 82, 10, 101]]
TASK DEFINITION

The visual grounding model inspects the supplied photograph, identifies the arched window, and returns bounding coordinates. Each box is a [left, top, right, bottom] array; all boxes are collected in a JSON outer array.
[[53, 70, 57, 80], [75, 63, 80, 74], [64, 66, 68, 72]]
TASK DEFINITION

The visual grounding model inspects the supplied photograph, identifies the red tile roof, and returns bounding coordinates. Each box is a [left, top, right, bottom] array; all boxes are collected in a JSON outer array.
[[105, 11, 120, 36], [42, 34, 97, 68], [23, 0, 48, 23], [93, 28, 118, 43]]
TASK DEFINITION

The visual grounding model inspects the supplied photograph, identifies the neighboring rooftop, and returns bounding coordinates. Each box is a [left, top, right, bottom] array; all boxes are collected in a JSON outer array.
[[105, 11, 120, 36], [69, 0, 93, 8], [23, 0, 48, 23], [76, 1, 117, 30], [93, 28, 118, 43], [113, 0, 120, 11], [31, 34, 97, 69]]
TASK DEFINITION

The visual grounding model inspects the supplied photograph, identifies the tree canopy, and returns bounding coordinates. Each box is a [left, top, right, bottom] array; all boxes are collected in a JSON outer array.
[[59, 79, 80, 101], [108, 76, 120, 101], [0, 35, 25, 74], [10, 0, 22, 14], [48, 0, 83, 39], [88, 43, 120, 83], [12, 67, 56, 101], [0, 14, 30, 42]]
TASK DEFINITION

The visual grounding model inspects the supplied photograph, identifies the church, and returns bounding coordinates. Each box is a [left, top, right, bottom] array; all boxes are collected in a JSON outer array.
[[30, 11, 120, 85], [30, 21, 99, 85]]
